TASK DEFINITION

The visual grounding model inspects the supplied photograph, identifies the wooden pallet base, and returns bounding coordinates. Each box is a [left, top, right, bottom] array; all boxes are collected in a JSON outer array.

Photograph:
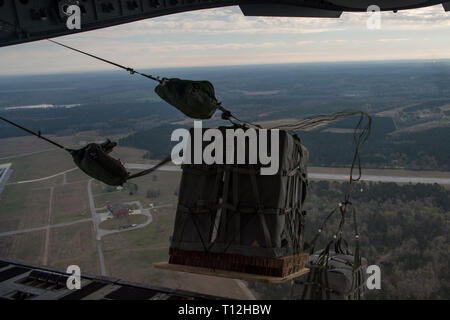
[[153, 262, 309, 284], [169, 248, 309, 277]]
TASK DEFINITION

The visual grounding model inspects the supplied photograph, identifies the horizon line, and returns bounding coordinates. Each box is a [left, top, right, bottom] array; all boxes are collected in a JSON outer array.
[[1, 57, 449, 78]]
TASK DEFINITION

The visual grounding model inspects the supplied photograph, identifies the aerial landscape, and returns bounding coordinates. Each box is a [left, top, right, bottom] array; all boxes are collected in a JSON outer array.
[[0, 0, 449, 304], [0, 61, 449, 299]]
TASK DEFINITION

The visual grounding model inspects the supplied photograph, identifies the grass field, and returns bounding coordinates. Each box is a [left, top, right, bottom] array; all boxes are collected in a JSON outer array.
[[92, 170, 181, 209], [47, 221, 100, 274], [103, 207, 175, 248], [101, 207, 250, 299], [0, 135, 187, 288], [0, 230, 45, 265], [0, 183, 51, 232], [3, 148, 72, 182], [64, 169, 89, 184], [51, 181, 89, 224]]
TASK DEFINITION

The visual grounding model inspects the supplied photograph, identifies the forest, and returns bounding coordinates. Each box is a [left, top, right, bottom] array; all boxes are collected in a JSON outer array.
[[1, 62, 450, 170], [249, 181, 450, 300]]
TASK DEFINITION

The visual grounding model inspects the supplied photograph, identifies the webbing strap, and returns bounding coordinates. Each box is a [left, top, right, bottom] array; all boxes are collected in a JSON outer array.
[[218, 169, 231, 245], [208, 170, 223, 242], [127, 156, 172, 180], [305, 111, 370, 274], [309, 206, 338, 254], [263, 110, 370, 132], [249, 170, 273, 253], [233, 168, 240, 245], [182, 165, 304, 177]]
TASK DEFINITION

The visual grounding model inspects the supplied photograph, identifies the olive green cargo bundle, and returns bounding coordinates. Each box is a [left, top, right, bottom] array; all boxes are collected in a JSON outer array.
[[0, 117, 173, 187], [169, 127, 309, 263], [155, 78, 219, 119], [70, 140, 129, 187], [291, 252, 367, 300]]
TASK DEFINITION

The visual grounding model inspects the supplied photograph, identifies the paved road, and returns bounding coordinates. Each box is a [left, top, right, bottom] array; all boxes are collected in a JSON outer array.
[[125, 163, 181, 172], [96, 240, 107, 276], [87, 179, 107, 276], [7, 162, 450, 186], [0, 148, 57, 161], [308, 172, 450, 185], [42, 187, 54, 266], [97, 201, 151, 238], [8, 167, 77, 185], [235, 280, 257, 300], [0, 163, 12, 195], [0, 218, 93, 237], [96, 204, 173, 238], [125, 162, 450, 185], [0, 178, 164, 275]]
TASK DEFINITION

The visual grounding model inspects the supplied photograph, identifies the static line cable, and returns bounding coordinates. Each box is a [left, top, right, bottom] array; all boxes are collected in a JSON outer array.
[[0, 116, 70, 151], [0, 19, 162, 83], [47, 39, 163, 83]]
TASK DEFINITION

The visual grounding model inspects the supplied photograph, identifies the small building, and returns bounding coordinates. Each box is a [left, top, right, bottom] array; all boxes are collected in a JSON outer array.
[[107, 203, 130, 218]]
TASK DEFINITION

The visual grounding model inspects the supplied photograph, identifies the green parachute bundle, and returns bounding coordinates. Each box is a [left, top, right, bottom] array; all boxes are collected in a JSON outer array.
[[47, 40, 222, 120], [155, 78, 219, 119], [0, 116, 170, 186], [70, 140, 129, 186]]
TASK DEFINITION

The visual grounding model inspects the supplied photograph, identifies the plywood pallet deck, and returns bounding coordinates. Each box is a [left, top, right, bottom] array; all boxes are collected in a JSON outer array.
[[153, 262, 309, 284]]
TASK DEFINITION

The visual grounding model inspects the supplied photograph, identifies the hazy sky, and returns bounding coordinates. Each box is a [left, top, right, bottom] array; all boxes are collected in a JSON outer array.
[[0, 4, 449, 75]]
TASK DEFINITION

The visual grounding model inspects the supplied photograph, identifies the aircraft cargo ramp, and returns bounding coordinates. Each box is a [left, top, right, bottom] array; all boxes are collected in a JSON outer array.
[[0, 258, 224, 300]]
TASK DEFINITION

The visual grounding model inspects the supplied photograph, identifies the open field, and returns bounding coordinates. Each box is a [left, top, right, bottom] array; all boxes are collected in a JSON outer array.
[[2, 148, 72, 182], [0, 230, 45, 265], [0, 131, 128, 158], [51, 181, 89, 224], [101, 207, 251, 299], [0, 136, 58, 158], [0, 132, 151, 182], [47, 221, 99, 274], [0, 183, 51, 232], [102, 207, 175, 248], [92, 170, 181, 208], [0, 137, 185, 289], [64, 168, 89, 184]]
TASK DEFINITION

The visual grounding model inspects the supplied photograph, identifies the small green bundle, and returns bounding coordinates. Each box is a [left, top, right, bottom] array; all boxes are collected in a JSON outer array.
[[70, 140, 129, 186], [155, 78, 219, 119]]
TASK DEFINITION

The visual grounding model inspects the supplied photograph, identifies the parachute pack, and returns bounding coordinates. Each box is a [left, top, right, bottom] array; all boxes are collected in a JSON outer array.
[[71, 140, 129, 186], [47, 40, 226, 121], [291, 199, 367, 300], [0, 116, 170, 186], [155, 78, 219, 119]]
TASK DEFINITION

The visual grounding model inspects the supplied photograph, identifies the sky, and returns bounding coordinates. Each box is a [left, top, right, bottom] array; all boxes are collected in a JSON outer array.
[[0, 4, 449, 75]]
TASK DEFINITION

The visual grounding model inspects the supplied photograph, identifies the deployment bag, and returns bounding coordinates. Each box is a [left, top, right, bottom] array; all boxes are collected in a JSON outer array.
[[155, 78, 219, 119]]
